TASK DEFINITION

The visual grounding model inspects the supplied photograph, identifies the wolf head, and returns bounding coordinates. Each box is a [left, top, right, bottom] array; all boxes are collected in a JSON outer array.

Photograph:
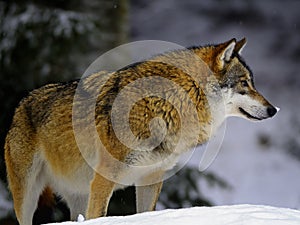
[[195, 38, 278, 121]]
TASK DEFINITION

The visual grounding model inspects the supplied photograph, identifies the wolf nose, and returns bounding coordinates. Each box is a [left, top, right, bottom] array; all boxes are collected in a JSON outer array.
[[267, 106, 277, 117]]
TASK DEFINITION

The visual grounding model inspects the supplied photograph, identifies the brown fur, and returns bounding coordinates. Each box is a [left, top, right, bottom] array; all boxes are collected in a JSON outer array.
[[5, 38, 277, 225]]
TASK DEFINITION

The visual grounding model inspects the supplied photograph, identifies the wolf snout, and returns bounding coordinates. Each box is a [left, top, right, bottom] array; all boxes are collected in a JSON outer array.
[[267, 106, 278, 117]]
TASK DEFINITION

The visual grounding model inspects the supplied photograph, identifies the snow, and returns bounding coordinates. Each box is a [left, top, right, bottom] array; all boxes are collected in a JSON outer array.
[[46, 205, 300, 225], [77, 214, 85, 223], [0, 3, 95, 60]]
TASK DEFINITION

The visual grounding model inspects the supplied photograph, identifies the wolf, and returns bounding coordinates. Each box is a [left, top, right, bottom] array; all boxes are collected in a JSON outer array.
[[5, 38, 278, 225]]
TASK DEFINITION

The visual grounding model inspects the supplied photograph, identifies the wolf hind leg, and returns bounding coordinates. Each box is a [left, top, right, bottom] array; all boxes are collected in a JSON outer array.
[[24, 156, 48, 225], [7, 156, 46, 225], [5, 136, 45, 225], [5, 166, 36, 225], [21, 182, 46, 225], [64, 193, 89, 221]]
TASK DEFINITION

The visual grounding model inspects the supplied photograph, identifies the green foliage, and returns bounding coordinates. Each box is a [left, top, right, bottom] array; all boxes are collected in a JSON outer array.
[[0, 0, 128, 182], [159, 166, 230, 209], [60, 165, 231, 217], [107, 166, 230, 216]]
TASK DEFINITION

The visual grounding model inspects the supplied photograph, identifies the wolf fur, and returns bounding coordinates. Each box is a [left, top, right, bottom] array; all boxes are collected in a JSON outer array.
[[5, 38, 278, 225]]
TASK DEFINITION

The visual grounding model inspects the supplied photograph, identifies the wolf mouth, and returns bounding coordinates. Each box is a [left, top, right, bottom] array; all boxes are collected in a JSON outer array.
[[239, 107, 263, 121]]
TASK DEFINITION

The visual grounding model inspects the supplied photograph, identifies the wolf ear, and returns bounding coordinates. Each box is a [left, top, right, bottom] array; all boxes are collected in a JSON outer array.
[[234, 38, 247, 55], [218, 38, 236, 68]]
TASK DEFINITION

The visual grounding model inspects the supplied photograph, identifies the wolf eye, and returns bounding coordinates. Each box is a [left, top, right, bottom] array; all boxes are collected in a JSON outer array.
[[241, 80, 249, 87]]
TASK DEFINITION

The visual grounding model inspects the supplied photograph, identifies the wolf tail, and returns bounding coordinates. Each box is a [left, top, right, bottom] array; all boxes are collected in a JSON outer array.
[[38, 187, 56, 209], [35, 187, 70, 223]]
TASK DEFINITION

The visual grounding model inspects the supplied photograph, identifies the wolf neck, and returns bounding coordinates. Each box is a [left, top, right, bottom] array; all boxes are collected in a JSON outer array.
[[148, 49, 226, 146], [92, 47, 226, 155]]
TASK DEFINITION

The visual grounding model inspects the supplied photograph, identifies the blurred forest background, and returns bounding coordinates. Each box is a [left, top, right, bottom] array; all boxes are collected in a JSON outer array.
[[1, 0, 300, 224]]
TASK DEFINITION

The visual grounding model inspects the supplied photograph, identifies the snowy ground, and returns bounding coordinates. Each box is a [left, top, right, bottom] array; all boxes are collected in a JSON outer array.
[[47, 205, 300, 225], [130, 0, 300, 209]]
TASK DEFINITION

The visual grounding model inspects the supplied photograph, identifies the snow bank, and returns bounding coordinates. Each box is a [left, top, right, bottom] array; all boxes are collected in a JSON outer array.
[[46, 205, 300, 225]]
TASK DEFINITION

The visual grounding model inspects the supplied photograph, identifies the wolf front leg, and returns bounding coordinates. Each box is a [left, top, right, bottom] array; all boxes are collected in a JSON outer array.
[[86, 173, 115, 219], [136, 181, 163, 213], [136, 171, 164, 213]]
